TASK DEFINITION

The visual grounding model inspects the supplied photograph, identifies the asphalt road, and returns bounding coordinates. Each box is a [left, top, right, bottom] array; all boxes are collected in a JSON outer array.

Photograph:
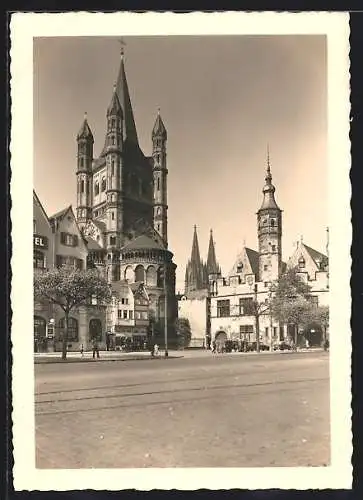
[[35, 351, 330, 468]]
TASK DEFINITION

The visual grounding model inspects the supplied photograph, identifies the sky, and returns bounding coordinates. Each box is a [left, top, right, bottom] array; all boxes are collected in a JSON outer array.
[[33, 35, 328, 292]]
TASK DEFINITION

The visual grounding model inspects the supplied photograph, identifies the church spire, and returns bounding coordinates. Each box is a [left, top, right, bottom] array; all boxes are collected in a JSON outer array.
[[260, 146, 280, 210], [115, 44, 139, 145], [184, 225, 205, 295], [206, 229, 220, 276], [191, 225, 201, 265]]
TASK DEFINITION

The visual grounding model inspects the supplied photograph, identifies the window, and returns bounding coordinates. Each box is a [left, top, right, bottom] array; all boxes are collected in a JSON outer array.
[[157, 224, 160, 232], [239, 298, 254, 315], [101, 178, 106, 192], [111, 212, 115, 220], [239, 325, 254, 340], [34, 316, 46, 341], [236, 262, 243, 273], [129, 311, 133, 320], [112, 136, 115, 145], [273, 327, 277, 337], [279, 326, 284, 341], [81, 180, 85, 193], [58, 317, 78, 342], [111, 159, 115, 176], [265, 327, 269, 337], [272, 245, 276, 252], [263, 264, 268, 271], [117, 310, 123, 319], [264, 282, 269, 288], [94, 182, 99, 196], [121, 298, 129, 305], [157, 177, 160, 190], [111, 118, 115, 128], [33, 250, 46, 269], [135, 265, 145, 282], [60, 232, 78, 247], [110, 236, 116, 245], [33, 220, 36, 233], [217, 300, 230, 317], [271, 219, 275, 227], [123, 311, 128, 319], [298, 257, 305, 269]]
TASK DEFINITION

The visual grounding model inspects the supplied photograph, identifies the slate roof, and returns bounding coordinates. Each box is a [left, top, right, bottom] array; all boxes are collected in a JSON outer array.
[[49, 205, 72, 222], [302, 243, 328, 265], [122, 234, 164, 251], [245, 247, 260, 277]]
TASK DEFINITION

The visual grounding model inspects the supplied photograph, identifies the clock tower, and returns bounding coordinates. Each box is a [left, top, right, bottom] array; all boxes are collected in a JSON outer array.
[[257, 149, 282, 283]]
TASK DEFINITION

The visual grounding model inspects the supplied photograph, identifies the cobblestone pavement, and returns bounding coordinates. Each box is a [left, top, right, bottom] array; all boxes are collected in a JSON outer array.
[[35, 350, 330, 468]]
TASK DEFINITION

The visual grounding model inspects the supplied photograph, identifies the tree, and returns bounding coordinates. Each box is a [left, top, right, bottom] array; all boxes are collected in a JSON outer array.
[[250, 285, 270, 353], [270, 267, 313, 344], [34, 265, 112, 359], [175, 317, 192, 348], [309, 305, 329, 342]]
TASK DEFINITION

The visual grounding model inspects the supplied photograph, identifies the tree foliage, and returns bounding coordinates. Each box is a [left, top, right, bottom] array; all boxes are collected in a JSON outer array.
[[34, 265, 112, 359], [175, 317, 192, 348], [270, 267, 316, 342]]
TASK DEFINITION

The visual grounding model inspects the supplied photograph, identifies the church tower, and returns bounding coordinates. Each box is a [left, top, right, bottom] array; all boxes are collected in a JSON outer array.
[[152, 109, 168, 245], [206, 229, 221, 280], [76, 113, 94, 229], [257, 148, 282, 283], [185, 225, 205, 295], [105, 84, 123, 281]]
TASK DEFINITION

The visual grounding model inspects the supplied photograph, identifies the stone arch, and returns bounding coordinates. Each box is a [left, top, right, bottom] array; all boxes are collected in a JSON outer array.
[[146, 265, 157, 287], [125, 265, 134, 282], [89, 318, 102, 342], [135, 264, 145, 283]]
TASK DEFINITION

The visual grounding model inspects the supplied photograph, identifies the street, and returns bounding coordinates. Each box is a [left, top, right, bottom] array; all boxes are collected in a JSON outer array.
[[35, 351, 330, 468]]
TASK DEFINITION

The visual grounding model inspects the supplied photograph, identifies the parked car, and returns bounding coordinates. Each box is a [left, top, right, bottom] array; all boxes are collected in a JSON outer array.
[[247, 341, 270, 352], [273, 341, 292, 351]]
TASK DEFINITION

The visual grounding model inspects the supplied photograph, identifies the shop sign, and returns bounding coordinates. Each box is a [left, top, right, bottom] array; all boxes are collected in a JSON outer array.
[[34, 234, 48, 249]]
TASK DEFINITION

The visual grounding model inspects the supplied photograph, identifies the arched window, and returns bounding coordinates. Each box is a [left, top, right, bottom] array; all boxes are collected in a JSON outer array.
[[298, 256, 305, 269], [94, 182, 100, 196], [101, 177, 106, 192], [146, 266, 157, 287], [79, 157, 84, 168], [157, 177, 160, 191], [111, 136, 115, 145], [135, 265, 145, 283], [157, 267, 165, 287], [59, 317, 79, 342], [111, 159, 115, 176], [156, 207, 161, 216], [236, 261, 243, 273], [271, 219, 275, 227], [89, 318, 102, 341], [81, 179, 85, 193], [33, 250, 46, 269]]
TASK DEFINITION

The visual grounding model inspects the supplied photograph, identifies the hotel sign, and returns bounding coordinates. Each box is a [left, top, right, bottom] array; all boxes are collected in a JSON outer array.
[[33, 234, 48, 249]]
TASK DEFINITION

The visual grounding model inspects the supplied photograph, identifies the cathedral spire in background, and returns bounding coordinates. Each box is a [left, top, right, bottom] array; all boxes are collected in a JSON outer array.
[[206, 229, 221, 276], [184, 225, 205, 296]]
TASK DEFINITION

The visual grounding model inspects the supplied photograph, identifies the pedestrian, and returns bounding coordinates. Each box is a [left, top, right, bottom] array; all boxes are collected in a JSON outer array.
[[305, 338, 310, 350], [92, 338, 100, 359], [211, 340, 216, 354], [154, 343, 159, 356], [80, 343, 84, 358]]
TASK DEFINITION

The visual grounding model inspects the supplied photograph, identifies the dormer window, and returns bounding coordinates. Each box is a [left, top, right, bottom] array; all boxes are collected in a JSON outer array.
[[236, 262, 243, 273], [298, 256, 305, 269]]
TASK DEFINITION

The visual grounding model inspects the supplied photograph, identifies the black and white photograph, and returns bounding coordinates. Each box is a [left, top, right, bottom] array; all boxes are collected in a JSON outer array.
[[10, 11, 351, 491]]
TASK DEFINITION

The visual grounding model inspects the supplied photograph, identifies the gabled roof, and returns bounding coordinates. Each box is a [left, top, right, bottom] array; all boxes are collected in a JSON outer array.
[[33, 190, 51, 228], [48, 205, 72, 222], [302, 243, 328, 266], [122, 234, 164, 251], [245, 248, 260, 277]]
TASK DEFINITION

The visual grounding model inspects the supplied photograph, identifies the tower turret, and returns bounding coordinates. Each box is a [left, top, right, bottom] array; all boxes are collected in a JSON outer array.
[[152, 109, 168, 245], [257, 147, 282, 283], [105, 83, 123, 281], [76, 112, 94, 228]]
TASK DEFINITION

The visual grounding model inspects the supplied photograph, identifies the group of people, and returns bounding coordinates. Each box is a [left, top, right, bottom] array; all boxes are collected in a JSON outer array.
[[79, 339, 100, 359]]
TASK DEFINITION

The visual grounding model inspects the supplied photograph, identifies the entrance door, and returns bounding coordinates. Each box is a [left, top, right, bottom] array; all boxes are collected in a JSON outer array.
[[215, 330, 228, 352], [89, 318, 102, 341]]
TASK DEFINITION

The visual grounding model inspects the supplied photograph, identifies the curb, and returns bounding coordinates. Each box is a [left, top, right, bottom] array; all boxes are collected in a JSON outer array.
[[34, 355, 184, 364]]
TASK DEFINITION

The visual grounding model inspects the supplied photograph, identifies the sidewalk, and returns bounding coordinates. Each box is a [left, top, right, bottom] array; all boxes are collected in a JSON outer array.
[[34, 347, 323, 363]]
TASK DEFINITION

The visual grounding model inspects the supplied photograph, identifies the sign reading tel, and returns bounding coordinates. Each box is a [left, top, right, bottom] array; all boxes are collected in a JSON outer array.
[[33, 234, 48, 249]]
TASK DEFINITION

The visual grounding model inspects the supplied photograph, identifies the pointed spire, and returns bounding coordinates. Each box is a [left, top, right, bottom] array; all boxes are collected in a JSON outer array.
[[115, 47, 139, 145], [191, 225, 201, 265], [107, 83, 122, 116], [152, 108, 167, 140], [266, 143, 272, 183], [207, 229, 220, 275], [77, 112, 94, 141]]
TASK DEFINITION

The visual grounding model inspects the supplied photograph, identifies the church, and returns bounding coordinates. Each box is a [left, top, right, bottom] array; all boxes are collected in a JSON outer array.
[[33, 47, 178, 351]]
